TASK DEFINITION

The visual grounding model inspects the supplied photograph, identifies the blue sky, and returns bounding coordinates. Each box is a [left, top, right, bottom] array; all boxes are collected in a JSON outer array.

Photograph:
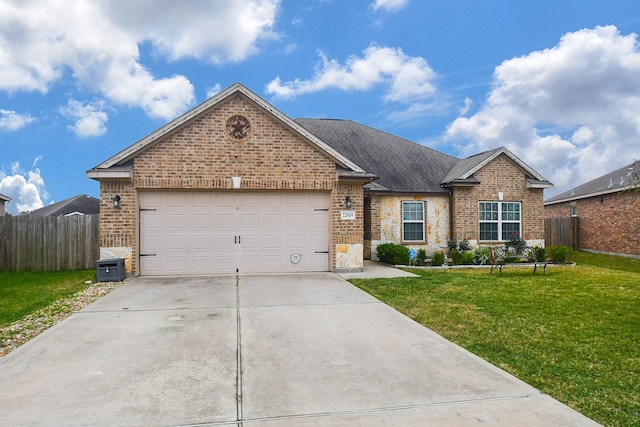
[[2, 0, 640, 214]]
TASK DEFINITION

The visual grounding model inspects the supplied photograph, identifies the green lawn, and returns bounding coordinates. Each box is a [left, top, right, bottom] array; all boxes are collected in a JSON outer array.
[[0, 270, 95, 327], [351, 253, 640, 427]]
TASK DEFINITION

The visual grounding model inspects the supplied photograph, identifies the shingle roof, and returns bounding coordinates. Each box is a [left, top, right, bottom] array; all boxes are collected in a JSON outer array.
[[28, 194, 100, 217], [295, 118, 458, 193], [0, 193, 11, 202], [545, 161, 639, 204]]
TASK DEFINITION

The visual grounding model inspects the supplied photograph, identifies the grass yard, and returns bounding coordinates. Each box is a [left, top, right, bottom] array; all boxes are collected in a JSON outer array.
[[351, 252, 640, 427], [0, 270, 95, 327]]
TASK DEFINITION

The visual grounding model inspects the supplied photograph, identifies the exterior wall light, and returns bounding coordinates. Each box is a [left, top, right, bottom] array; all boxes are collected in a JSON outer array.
[[345, 196, 352, 209], [112, 195, 121, 209]]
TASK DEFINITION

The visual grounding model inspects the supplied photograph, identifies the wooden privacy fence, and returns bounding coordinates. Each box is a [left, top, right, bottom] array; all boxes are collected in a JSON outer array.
[[545, 217, 579, 249], [0, 214, 99, 272]]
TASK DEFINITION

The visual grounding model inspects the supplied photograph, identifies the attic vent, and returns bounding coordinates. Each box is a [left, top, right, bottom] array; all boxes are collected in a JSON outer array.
[[620, 176, 625, 186], [628, 167, 634, 176], [608, 178, 614, 188]]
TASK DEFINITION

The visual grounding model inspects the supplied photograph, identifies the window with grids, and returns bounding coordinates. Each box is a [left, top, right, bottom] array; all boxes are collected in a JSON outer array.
[[402, 201, 425, 242], [478, 201, 521, 241]]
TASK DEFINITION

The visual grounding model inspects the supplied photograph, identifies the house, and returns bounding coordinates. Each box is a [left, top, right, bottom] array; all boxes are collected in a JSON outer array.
[[87, 83, 552, 276], [27, 194, 100, 217], [0, 193, 11, 216], [544, 161, 639, 257]]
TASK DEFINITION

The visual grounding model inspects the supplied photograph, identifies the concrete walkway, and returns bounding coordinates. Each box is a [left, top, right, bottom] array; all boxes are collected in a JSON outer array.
[[0, 272, 599, 426]]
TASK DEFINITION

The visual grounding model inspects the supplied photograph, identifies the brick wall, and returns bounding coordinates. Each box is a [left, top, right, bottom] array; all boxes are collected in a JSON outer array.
[[98, 93, 365, 273], [451, 154, 546, 243], [544, 191, 640, 256]]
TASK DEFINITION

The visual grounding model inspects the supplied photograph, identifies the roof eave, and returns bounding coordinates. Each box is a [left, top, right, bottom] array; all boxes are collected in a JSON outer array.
[[526, 180, 554, 189], [86, 169, 133, 180], [544, 185, 635, 205]]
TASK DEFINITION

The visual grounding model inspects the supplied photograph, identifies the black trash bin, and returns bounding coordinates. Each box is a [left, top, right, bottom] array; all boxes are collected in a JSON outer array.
[[96, 258, 126, 282]]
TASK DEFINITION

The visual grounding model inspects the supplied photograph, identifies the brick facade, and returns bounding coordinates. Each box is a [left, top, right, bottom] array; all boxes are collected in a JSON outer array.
[[98, 94, 365, 274], [451, 154, 546, 244], [545, 191, 639, 256]]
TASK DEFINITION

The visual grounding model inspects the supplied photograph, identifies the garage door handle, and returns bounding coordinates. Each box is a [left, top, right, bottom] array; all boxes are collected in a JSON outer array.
[[235, 236, 241, 244], [314, 251, 329, 254], [140, 253, 157, 257], [314, 208, 329, 211]]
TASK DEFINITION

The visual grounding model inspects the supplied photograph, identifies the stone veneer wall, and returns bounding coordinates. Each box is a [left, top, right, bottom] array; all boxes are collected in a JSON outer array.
[[369, 194, 449, 258], [451, 154, 546, 245], [545, 191, 639, 256], [98, 94, 365, 273]]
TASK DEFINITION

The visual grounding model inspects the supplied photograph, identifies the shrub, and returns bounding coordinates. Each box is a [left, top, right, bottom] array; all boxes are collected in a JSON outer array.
[[505, 234, 527, 255], [534, 246, 547, 262], [461, 251, 475, 265], [447, 239, 458, 253], [431, 251, 445, 266], [458, 239, 471, 251], [376, 243, 410, 265], [416, 249, 427, 266], [450, 249, 463, 265], [474, 246, 491, 265], [547, 245, 574, 264]]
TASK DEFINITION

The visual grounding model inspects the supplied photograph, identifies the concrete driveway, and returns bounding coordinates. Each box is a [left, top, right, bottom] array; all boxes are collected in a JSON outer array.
[[0, 273, 598, 426]]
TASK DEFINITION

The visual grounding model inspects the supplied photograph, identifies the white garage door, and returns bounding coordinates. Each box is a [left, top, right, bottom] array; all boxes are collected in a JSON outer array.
[[138, 191, 330, 275]]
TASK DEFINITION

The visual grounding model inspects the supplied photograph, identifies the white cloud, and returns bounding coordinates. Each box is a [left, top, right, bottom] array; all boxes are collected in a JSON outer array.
[[206, 84, 222, 99], [266, 45, 437, 103], [371, 0, 409, 12], [59, 99, 109, 137], [445, 25, 640, 195], [0, 161, 48, 214], [0, 109, 35, 131], [0, 0, 280, 120]]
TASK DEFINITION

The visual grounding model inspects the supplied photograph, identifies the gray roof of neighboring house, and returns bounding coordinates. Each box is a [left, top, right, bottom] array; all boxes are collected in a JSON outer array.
[[0, 193, 11, 202], [545, 161, 639, 204], [28, 194, 100, 216], [295, 118, 458, 193]]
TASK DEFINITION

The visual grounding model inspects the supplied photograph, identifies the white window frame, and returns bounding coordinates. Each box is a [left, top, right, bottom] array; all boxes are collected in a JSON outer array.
[[570, 204, 578, 217], [478, 201, 521, 241], [402, 201, 425, 242]]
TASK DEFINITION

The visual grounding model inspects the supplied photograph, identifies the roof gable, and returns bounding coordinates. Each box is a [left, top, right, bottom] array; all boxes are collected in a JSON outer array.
[[442, 147, 553, 188], [88, 83, 365, 178]]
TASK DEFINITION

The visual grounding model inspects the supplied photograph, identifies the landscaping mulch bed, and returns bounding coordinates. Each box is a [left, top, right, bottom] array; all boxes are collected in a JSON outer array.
[[0, 280, 124, 357]]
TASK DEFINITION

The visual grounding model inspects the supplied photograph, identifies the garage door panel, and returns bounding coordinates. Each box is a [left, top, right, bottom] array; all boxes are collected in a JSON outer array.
[[139, 191, 330, 275], [193, 214, 212, 228], [141, 235, 162, 252], [167, 214, 187, 228], [166, 193, 187, 207], [167, 235, 186, 250]]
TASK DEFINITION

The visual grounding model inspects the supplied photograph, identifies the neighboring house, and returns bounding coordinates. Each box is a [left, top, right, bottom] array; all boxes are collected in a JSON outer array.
[[28, 194, 100, 217], [0, 193, 11, 216], [544, 161, 639, 257], [87, 83, 552, 276]]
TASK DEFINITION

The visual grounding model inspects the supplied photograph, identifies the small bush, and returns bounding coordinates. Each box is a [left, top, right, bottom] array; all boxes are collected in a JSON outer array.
[[416, 249, 427, 266], [447, 239, 458, 252], [474, 246, 491, 265], [547, 245, 574, 264], [376, 243, 410, 265], [450, 249, 463, 265], [505, 234, 527, 255], [431, 251, 445, 266], [459, 239, 471, 251], [534, 246, 547, 262], [461, 251, 475, 265]]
